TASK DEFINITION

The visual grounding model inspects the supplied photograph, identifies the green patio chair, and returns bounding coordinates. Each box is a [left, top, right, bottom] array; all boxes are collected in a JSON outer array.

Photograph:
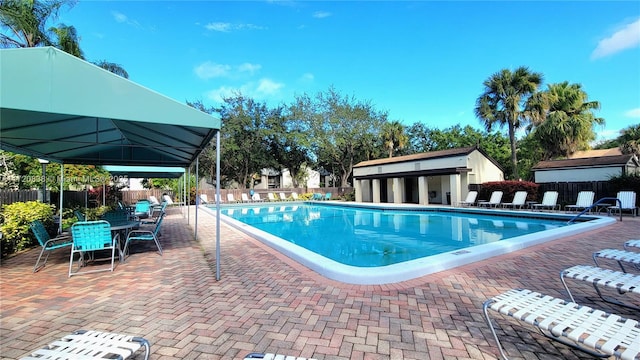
[[30, 220, 73, 273], [123, 212, 164, 260], [69, 220, 118, 277]]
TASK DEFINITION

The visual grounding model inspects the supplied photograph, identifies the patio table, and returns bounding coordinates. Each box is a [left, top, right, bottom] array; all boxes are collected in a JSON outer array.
[[108, 221, 140, 261]]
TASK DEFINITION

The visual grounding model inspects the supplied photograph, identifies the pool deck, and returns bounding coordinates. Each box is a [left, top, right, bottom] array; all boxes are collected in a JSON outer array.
[[1, 204, 639, 359]]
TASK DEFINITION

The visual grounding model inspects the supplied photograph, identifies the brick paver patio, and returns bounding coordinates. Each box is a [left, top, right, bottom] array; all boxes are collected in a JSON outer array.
[[1, 205, 638, 360]]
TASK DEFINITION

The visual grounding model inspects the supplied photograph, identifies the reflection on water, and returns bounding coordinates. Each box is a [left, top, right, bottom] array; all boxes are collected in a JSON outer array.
[[220, 205, 565, 267]]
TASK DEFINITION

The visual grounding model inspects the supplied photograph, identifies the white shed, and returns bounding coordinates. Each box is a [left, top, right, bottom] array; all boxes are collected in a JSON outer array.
[[532, 151, 639, 183], [352, 146, 504, 205]]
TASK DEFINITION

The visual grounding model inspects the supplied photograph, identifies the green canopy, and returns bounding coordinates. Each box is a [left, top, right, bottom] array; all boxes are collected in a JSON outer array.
[[0, 47, 219, 167]]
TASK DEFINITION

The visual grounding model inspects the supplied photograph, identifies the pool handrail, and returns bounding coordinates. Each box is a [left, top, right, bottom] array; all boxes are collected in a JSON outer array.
[[567, 197, 621, 224]]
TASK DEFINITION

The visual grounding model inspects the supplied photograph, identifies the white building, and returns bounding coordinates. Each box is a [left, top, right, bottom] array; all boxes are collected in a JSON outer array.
[[352, 146, 504, 205], [532, 149, 639, 183]]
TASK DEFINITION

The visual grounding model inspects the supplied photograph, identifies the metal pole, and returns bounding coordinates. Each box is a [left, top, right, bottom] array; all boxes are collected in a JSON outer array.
[[215, 130, 221, 281], [195, 157, 199, 240], [59, 165, 64, 235], [187, 167, 191, 224]]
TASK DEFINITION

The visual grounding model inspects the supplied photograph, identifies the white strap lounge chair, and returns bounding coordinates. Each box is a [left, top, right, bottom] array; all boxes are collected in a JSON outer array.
[[483, 288, 640, 360], [279, 192, 290, 201], [565, 191, 595, 213], [252, 193, 265, 202], [244, 353, 316, 360], [624, 239, 640, 251], [593, 248, 640, 273], [608, 191, 637, 217], [227, 193, 238, 203], [199, 194, 209, 204], [478, 191, 503, 208], [456, 191, 478, 207], [291, 192, 299, 201], [560, 265, 640, 310], [19, 329, 150, 360], [500, 191, 527, 209], [241, 193, 252, 203], [267, 192, 277, 202], [530, 191, 559, 211]]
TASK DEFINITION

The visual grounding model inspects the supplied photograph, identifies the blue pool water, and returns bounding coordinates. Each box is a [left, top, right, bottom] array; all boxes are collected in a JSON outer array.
[[218, 203, 569, 267]]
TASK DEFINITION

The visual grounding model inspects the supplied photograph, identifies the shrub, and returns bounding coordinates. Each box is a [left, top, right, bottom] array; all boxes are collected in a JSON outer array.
[[0, 201, 55, 258], [479, 180, 539, 202], [608, 174, 640, 194]]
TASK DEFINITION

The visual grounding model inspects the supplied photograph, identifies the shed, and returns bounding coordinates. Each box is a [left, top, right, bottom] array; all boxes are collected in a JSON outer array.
[[532, 150, 639, 183], [352, 146, 504, 205]]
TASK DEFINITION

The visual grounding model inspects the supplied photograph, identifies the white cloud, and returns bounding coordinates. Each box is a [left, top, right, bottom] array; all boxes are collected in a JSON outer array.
[[194, 62, 231, 79], [194, 62, 262, 80], [625, 108, 640, 118], [591, 18, 640, 59], [313, 11, 332, 19], [111, 11, 141, 28], [205, 79, 285, 103], [205, 22, 265, 32], [255, 78, 284, 96], [299, 73, 314, 82], [238, 63, 262, 75]]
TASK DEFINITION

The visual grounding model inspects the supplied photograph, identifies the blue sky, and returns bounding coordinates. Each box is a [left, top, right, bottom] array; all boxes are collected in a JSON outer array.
[[61, 1, 639, 142]]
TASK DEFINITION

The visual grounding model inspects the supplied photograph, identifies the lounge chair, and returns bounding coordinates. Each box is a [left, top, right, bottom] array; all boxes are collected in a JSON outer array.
[[291, 192, 299, 201], [241, 193, 252, 203], [244, 353, 316, 360], [279, 192, 289, 201], [252, 193, 265, 202], [69, 220, 118, 276], [478, 191, 503, 208], [74, 209, 86, 221], [593, 248, 640, 273], [123, 212, 164, 259], [500, 191, 527, 209], [224, 193, 237, 203], [608, 190, 637, 217], [324, 192, 332, 200], [560, 264, 640, 310], [148, 196, 160, 206], [564, 191, 595, 213], [19, 329, 150, 360], [530, 191, 559, 211], [267, 192, 277, 202], [483, 288, 640, 360], [456, 191, 478, 207], [199, 194, 209, 204], [624, 239, 640, 251], [30, 220, 73, 273]]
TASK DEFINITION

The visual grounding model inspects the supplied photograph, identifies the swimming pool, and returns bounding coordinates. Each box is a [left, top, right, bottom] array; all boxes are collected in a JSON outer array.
[[205, 202, 616, 284]]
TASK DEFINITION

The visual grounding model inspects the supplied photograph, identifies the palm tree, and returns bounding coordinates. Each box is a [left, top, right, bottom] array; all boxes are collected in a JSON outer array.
[[475, 66, 543, 179], [528, 82, 604, 159], [0, 0, 71, 48], [92, 59, 129, 79], [381, 120, 408, 158], [50, 23, 83, 58]]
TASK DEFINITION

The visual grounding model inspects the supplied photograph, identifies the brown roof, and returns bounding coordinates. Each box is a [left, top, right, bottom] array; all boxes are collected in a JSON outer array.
[[532, 154, 635, 170], [568, 148, 622, 159], [354, 146, 477, 168]]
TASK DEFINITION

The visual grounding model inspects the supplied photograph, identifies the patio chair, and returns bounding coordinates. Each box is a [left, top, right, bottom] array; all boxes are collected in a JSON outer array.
[[324, 192, 332, 200], [477, 191, 503, 208], [608, 190, 637, 217], [225, 193, 236, 203], [123, 212, 164, 259], [593, 248, 640, 273], [30, 220, 73, 273], [530, 191, 559, 211], [456, 191, 477, 207], [69, 220, 118, 277], [252, 193, 265, 202], [564, 191, 595, 213], [500, 191, 527, 209], [560, 264, 640, 310], [162, 194, 175, 206], [483, 288, 640, 360], [199, 194, 209, 204], [244, 353, 316, 360], [102, 209, 130, 224], [267, 192, 277, 202], [133, 200, 151, 220], [291, 192, 299, 201], [19, 329, 150, 360], [74, 209, 86, 221], [241, 193, 252, 203], [279, 192, 290, 201]]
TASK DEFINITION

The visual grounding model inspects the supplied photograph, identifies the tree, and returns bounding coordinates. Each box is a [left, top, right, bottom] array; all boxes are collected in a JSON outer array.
[[0, 0, 73, 48], [93, 59, 129, 79], [528, 82, 604, 159], [292, 87, 387, 187], [381, 120, 408, 158], [597, 124, 640, 155], [475, 66, 543, 179], [50, 22, 82, 57]]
